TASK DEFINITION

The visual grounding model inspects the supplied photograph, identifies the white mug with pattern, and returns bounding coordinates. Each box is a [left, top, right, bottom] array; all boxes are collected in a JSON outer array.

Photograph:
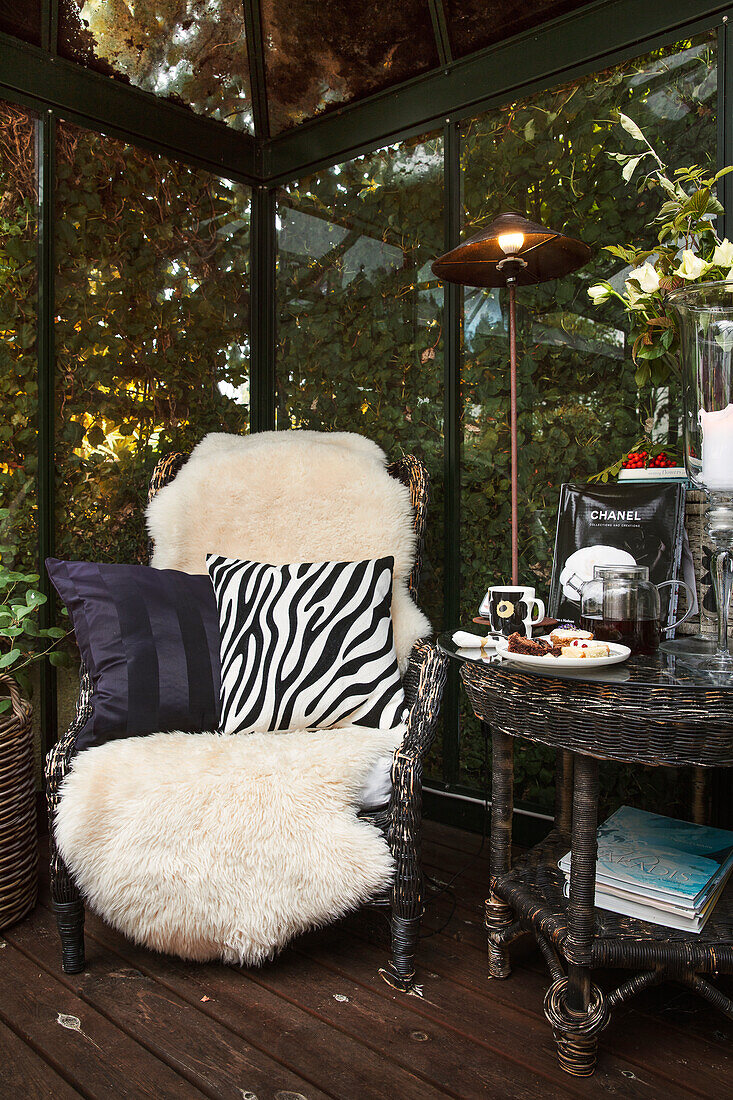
[[480, 585, 545, 638]]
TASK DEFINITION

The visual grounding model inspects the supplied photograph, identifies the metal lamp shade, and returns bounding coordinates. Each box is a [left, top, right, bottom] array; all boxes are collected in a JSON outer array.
[[431, 209, 590, 587], [431, 211, 591, 287]]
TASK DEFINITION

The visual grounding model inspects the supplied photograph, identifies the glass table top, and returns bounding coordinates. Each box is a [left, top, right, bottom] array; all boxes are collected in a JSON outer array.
[[438, 632, 733, 693]]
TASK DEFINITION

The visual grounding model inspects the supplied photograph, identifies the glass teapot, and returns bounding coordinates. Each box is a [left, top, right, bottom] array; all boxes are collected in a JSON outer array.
[[567, 565, 695, 655]]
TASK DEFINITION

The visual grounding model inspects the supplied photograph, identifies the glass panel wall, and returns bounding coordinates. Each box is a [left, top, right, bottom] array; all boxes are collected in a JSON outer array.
[[459, 32, 717, 809], [0, 100, 41, 767], [0, 101, 39, 576], [58, 1, 254, 132], [276, 133, 445, 633], [54, 121, 251, 732]]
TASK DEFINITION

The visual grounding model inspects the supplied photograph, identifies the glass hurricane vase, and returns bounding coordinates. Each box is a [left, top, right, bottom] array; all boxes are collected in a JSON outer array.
[[663, 281, 733, 675]]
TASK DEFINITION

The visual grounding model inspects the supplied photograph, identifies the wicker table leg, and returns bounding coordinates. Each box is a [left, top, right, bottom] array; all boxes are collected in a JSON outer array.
[[486, 724, 515, 979], [692, 767, 711, 825], [545, 754, 608, 1076], [554, 750, 574, 833]]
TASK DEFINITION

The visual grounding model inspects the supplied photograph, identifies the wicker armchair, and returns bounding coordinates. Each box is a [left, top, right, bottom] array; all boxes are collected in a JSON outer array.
[[46, 449, 448, 992]]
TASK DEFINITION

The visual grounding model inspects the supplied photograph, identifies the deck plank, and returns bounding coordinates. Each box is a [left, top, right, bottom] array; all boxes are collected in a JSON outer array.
[[237, 944, 562, 1100], [0, 1017, 82, 1099], [74, 906, 445, 1100], [3, 821, 731, 1098], [296, 922, 714, 1100], [0, 937, 204, 1099], [341, 911, 733, 1098], [7, 907, 329, 1100]]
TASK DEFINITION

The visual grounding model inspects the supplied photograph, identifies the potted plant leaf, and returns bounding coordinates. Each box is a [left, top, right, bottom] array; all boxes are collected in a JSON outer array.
[[0, 510, 67, 930]]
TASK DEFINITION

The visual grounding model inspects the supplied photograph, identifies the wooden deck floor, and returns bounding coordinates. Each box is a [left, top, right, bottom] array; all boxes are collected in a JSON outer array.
[[2, 820, 733, 1099]]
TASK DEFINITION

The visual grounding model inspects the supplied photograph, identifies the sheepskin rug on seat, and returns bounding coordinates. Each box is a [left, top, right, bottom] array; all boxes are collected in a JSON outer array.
[[145, 430, 430, 668], [55, 723, 403, 965]]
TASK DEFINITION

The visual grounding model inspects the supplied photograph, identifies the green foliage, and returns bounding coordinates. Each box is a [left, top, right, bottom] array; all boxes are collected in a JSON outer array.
[[52, 122, 252, 566], [458, 34, 715, 812], [63, 0, 253, 132], [0, 509, 67, 709], [0, 106, 252, 712], [276, 135, 446, 629], [0, 107, 252, 576], [589, 117, 733, 388]]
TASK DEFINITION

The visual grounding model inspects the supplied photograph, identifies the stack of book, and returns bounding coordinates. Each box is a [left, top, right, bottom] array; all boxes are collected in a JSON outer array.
[[559, 805, 733, 933]]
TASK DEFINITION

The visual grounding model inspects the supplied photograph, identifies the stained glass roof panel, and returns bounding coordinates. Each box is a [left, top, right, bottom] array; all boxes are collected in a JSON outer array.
[[443, 0, 600, 59], [0, 1, 42, 46], [262, 0, 439, 133], [58, 0, 254, 133]]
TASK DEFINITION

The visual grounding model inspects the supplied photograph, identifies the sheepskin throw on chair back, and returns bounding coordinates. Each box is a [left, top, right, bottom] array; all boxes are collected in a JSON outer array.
[[145, 430, 430, 666]]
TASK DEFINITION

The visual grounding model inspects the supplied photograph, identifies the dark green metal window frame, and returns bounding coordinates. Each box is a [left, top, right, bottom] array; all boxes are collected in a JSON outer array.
[[0, 1, 730, 821]]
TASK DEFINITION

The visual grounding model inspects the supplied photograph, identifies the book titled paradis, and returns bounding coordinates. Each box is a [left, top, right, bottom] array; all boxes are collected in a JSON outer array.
[[548, 482, 687, 629]]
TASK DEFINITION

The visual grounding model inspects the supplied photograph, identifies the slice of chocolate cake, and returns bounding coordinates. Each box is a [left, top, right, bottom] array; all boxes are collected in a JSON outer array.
[[508, 632, 553, 656]]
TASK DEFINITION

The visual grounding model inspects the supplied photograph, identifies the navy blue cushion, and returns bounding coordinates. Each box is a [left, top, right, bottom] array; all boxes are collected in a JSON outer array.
[[46, 559, 221, 753]]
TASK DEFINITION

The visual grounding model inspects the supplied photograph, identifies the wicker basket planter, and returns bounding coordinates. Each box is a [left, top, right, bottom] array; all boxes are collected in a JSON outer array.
[[0, 672, 37, 930]]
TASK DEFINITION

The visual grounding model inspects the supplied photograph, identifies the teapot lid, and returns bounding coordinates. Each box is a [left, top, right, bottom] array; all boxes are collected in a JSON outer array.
[[593, 564, 650, 581]]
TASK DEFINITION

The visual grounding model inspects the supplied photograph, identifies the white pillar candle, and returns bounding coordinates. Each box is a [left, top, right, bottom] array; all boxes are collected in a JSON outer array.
[[700, 404, 733, 489]]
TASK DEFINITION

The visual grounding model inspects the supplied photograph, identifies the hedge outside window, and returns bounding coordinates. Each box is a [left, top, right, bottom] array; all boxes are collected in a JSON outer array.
[[275, 132, 445, 639], [0, 101, 39, 579], [54, 121, 251, 733]]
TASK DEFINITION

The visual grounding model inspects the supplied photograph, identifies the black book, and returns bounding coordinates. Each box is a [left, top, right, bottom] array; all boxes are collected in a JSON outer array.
[[549, 482, 687, 630]]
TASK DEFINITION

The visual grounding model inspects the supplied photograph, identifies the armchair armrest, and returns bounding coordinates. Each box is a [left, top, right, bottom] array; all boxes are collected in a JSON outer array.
[[386, 641, 448, 916], [46, 663, 93, 820], [397, 640, 449, 760], [379, 640, 448, 990]]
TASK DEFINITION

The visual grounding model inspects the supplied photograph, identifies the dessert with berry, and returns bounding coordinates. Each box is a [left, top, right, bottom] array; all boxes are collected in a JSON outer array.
[[560, 642, 611, 659]]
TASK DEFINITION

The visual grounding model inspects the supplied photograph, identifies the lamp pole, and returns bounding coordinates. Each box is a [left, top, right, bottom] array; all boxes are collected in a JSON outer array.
[[508, 276, 519, 585], [497, 245, 525, 586]]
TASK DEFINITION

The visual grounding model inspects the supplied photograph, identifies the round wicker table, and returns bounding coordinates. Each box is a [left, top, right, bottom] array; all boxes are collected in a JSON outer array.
[[439, 634, 733, 1077]]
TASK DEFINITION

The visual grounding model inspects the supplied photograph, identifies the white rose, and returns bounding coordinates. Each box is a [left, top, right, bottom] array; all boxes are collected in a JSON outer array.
[[676, 250, 710, 280], [624, 282, 646, 310], [588, 283, 611, 303], [627, 263, 660, 293], [713, 240, 733, 267]]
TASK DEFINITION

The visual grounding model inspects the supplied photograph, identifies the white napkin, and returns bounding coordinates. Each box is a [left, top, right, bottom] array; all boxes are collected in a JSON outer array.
[[452, 630, 495, 649]]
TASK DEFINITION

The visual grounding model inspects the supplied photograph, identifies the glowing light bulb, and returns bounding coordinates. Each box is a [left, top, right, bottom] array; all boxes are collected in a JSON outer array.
[[498, 232, 524, 255]]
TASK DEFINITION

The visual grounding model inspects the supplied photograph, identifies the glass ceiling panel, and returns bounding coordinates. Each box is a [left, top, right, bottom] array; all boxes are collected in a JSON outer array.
[[444, 0, 598, 59], [58, 1, 254, 133], [0, 1, 42, 45], [262, 0, 439, 133]]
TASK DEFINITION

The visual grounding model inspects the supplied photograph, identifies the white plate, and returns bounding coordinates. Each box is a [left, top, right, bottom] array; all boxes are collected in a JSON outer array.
[[494, 637, 631, 669]]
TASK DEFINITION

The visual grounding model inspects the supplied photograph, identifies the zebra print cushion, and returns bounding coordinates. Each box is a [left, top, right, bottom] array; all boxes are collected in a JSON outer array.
[[207, 555, 408, 734]]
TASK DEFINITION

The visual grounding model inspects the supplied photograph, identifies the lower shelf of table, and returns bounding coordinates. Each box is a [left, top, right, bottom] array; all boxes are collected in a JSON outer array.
[[493, 830, 733, 970]]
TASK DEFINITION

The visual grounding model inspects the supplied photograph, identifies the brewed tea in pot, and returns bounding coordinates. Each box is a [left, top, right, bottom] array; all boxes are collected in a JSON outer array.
[[574, 565, 694, 655]]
